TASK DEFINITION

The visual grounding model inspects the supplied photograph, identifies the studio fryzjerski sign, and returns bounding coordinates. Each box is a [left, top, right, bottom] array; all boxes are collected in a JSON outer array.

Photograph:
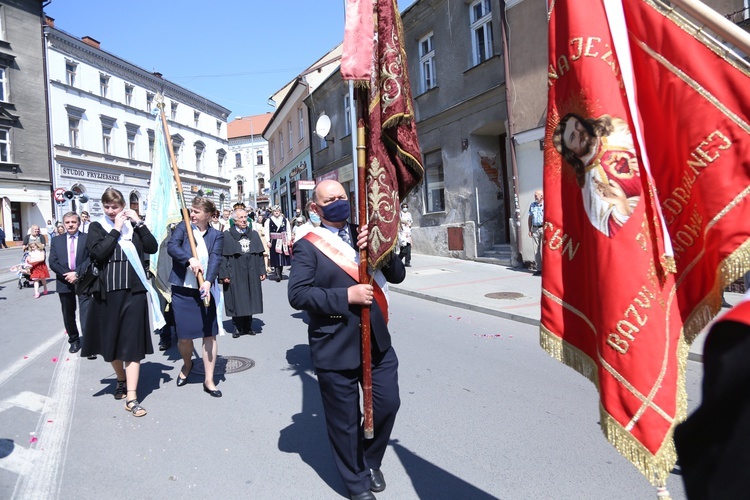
[[61, 167, 124, 184]]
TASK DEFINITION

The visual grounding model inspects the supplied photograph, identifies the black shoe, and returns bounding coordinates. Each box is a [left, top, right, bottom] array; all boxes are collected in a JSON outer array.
[[369, 469, 386, 493], [176, 362, 192, 387], [721, 299, 733, 308], [232, 332, 241, 338], [158, 339, 171, 351], [87, 355, 97, 360], [533, 270, 542, 276], [404, 263, 411, 267], [247, 330, 257, 336], [203, 383, 222, 398], [351, 492, 376, 500], [68, 340, 81, 354]]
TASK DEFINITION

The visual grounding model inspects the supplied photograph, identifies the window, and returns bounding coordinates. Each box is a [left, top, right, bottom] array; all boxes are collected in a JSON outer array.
[[66, 61, 77, 87], [258, 177, 265, 191], [125, 84, 134, 106], [344, 95, 351, 136], [127, 131, 136, 159], [100, 74, 109, 97], [195, 142, 205, 171], [256, 149, 264, 165], [146, 93, 154, 113], [129, 192, 139, 211], [194, 111, 200, 128], [237, 179, 244, 199], [424, 150, 445, 212], [235, 152, 242, 168], [102, 126, 112, 155], [279, 131, 284, 160], [217, 150, 226, 169], [298, 107, 305, 140], [419, 32, 436, 92], [0, 67, 7, 102], [269, 140, 275, 166], [216, 120, 222, 135], [470, 0, 494, 65], [0, 128, 10, 162], [170, 102, 178, 120], [68, 118, 80, 148], [288, 120, 293, 150], [148, 130, 154, 162]]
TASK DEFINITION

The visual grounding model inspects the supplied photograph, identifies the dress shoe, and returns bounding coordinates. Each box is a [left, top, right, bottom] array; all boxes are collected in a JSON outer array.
[[369, 469, 386, 492], [350, 492, 376, 500], [176, 362, 192, 387], [158, 339, 171, 351], [203, 383, 222, 398], [533, 270, 542, 276], [232, 332, 241, 338], [68, 340, 81, 354], [87, 354, 97, 360], [247, 330, 257, 336]]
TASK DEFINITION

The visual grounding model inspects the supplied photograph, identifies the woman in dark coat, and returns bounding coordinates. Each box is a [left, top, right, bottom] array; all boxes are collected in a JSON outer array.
[[168, 197, 224, 397], [219, 207, 266, 338], [82, 188, 159, 418]]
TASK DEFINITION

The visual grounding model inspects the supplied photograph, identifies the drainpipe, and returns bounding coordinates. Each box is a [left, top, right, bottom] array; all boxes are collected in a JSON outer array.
[[499, 0, 523, 265]]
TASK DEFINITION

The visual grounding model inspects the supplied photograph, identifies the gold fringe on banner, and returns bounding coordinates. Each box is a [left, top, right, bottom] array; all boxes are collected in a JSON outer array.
[[540, 324, 691, 489], [682, 240, 750, 343]]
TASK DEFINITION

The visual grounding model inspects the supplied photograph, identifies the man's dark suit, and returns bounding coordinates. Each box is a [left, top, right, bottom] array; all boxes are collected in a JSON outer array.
[[288, 224, 405, 496], [49, 231, 91, 345]]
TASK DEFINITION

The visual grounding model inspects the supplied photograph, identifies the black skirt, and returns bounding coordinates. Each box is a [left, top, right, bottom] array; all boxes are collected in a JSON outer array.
[[171, 285, 218, 339], [81, 289, 154, 362]]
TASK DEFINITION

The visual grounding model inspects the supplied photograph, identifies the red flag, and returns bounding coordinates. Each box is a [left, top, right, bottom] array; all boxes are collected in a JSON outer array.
[[342, 0, 424, 269], [543, 0, 750, 487]]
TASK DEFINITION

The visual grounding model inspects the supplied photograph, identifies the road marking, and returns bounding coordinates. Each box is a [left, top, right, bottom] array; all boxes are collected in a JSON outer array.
[[0, 442, 39, 476], [0, 331, 66, 388], [13, 342, 79, 500], [0, 391, 49, 414]]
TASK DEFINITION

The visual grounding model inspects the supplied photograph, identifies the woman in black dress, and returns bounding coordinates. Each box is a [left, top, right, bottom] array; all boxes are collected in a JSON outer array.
[[82, 188, 159, 417], [168, 197, 225, 397]]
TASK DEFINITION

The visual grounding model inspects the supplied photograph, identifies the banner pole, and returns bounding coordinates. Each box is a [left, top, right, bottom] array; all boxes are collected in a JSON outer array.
[[157, 97, 210, 307], [356, 87, 374, 440], [671, 0, 750, 56]]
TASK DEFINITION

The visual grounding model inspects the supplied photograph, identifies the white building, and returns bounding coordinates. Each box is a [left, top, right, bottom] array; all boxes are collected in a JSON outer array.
[[227, 113, 272, 210], [44, 21, 231, 221]]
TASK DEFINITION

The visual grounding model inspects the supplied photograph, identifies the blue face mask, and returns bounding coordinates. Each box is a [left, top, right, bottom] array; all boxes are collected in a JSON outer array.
[[319, 199, 350, 223], [309, 212, 321, 224]]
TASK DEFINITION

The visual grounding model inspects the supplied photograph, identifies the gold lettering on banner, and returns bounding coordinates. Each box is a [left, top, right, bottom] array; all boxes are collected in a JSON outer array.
[[548, 36, 622, 87], [544, 222, 580, 261], [672, 208, 704, 261], [663, 130, 732, 225], [606, 285, 654, 355]]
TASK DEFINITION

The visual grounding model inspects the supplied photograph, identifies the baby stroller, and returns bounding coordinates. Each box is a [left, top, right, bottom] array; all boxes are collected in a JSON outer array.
[[10, 251, 33, 289]]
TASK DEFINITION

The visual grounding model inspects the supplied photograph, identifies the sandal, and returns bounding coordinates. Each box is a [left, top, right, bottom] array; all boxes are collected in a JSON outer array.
[[124, 399, 147, 417], [114, 380, 127, 400]]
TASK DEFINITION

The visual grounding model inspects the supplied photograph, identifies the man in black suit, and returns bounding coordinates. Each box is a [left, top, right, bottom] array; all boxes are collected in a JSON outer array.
[[49, 211, 91, 354], [288, 180, 405, 500]]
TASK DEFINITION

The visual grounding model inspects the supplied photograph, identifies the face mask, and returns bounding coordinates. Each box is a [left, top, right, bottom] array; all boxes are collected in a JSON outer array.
[[309, 212, 321, 224], [402, 207, 408, 212], [319, 199, 350, 222]]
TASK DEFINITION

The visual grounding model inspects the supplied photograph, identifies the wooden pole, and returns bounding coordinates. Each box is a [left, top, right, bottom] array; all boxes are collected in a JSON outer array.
[[157, 99, 210, 307], [356, 89, 374, 440]]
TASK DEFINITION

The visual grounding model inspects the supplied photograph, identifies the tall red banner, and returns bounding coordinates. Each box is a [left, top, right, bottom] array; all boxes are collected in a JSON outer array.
[[542, 0, 750, 487]]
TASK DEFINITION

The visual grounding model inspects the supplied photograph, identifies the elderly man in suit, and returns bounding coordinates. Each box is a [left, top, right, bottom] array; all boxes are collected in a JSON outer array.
[[288, 180, 405, 500], [49, 211, 92, 354]]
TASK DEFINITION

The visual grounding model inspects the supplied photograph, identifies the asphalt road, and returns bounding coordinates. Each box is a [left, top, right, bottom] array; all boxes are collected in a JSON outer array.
[[0, 262, 700, 499]]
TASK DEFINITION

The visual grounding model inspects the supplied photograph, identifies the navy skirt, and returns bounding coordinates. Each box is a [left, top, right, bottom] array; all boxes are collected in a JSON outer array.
[[171, 285, 218, 339]]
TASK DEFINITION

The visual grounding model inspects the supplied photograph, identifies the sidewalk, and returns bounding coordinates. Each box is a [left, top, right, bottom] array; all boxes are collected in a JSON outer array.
[[391, 253, 746, 363]]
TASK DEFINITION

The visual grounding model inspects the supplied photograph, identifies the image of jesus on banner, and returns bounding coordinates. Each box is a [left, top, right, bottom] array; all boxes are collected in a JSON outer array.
[[552, 114, 642, 238]]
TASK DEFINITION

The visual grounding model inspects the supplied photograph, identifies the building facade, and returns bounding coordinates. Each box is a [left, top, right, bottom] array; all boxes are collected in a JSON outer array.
[[400, 0, 509, 260], [227, 113, 272, 210], [264, 44, 342, 218], [44, 21, 230, 223], [0, 0, 52, 245]]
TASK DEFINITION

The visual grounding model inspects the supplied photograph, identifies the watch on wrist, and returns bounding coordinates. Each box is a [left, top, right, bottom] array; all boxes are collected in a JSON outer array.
[[135, 220, 145, 228]]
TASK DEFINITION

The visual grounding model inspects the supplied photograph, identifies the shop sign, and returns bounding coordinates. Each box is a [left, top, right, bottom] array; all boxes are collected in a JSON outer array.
[[61, 166, 124, 183]]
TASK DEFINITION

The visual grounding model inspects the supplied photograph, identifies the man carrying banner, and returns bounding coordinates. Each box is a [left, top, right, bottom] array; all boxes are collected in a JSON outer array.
[[288, 179, 405, 500]]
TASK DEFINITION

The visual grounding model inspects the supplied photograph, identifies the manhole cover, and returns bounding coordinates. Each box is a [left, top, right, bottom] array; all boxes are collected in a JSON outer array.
[[192, 356, 255, 375], [485, 292, 525, 300]]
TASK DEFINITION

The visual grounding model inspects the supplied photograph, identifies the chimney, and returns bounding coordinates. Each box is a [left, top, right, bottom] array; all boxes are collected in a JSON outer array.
[[45, 16, 55, 28], [81, 36, 100, 49], [153, 71, 163, 79]]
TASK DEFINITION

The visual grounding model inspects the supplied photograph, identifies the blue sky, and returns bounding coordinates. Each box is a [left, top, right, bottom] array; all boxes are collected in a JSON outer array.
[[45, 0, 415, 120]]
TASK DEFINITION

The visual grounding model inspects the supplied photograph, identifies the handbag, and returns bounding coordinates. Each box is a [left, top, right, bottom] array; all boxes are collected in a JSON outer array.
[[75, 262, 100, 295]]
